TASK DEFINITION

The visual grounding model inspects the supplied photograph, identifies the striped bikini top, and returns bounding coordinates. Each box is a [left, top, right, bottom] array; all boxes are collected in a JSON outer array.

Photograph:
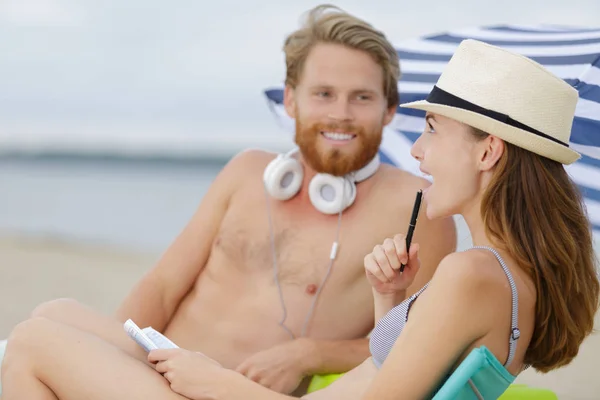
[[369, 246, 522, 369]]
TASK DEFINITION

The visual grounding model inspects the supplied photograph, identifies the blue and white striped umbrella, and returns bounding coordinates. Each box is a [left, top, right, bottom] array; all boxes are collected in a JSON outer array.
[[264, 24, 600, 235]]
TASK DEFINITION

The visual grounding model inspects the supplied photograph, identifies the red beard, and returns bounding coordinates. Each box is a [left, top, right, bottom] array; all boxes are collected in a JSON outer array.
[[294, 120, 382, 177]]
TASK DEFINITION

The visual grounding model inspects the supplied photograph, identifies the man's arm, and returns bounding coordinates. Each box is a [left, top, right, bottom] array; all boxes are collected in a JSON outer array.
[[235, 337, 372, 394], [115, 150, 259, 330]]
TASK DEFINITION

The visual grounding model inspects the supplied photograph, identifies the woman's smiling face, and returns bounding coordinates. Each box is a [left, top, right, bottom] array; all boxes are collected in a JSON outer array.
[[410, 112, 490, 220]]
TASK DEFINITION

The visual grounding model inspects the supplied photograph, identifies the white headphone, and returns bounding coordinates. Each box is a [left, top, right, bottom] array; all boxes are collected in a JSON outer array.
[[263, 148, 381, 215]]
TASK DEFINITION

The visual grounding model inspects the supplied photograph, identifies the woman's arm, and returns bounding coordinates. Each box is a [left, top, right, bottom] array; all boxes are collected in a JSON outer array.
[[361, 252, 501, 400], [373, 289, 406, 323], [301, 357, 379, 400]]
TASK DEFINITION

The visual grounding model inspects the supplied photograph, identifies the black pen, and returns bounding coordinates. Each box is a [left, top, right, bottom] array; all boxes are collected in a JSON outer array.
[[400, 189, 423, 273]]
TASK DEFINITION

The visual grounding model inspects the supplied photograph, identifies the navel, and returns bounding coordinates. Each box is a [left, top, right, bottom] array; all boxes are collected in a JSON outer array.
[[305, 283, 318, 295]]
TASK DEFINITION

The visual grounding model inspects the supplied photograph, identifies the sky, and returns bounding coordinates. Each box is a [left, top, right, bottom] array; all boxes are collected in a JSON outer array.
[[1, 0, 599, 158]]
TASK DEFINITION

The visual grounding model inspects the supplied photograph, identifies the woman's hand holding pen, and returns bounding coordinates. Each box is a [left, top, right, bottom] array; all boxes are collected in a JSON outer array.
[[364, 233, 421, 296]]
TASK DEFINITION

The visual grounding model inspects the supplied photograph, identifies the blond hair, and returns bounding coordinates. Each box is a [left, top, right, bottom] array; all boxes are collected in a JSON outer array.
[[283, 4, 400, 108]]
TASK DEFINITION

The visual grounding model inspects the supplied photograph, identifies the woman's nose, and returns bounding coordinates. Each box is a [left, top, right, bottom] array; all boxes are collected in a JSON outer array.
[[410, 136, 424, 162]]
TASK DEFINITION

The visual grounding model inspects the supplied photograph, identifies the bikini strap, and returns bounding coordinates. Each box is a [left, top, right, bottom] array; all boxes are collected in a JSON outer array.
[[471, 246, 521, 368]]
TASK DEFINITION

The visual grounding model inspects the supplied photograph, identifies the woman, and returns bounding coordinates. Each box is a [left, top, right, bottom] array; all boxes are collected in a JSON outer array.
[[2, 39, 598, 400]]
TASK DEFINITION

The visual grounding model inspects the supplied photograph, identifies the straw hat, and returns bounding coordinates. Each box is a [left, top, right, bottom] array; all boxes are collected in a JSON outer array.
[[400, 39, 581, 164]]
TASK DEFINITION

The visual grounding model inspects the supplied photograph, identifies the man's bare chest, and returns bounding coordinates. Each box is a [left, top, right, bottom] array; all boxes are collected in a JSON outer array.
[[213, 220, 363, 286], [210, 182, 398, 288]]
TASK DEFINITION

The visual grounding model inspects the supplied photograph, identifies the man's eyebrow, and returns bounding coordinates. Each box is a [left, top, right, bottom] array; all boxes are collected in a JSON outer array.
[[307, 85, 379, 94], [425, 114, 437, 124]]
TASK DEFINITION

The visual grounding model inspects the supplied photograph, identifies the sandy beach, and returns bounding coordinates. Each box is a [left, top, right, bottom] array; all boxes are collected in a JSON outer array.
[[0, 235, 598, 399], [0, 235, 159, 338]]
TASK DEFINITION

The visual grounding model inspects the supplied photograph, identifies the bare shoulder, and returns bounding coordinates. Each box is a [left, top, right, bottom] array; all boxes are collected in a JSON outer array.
[[223, 148, 277, 176], [189, 148, 277, 210], [213, 148, 277, 189], [428, 250, 510, 305]]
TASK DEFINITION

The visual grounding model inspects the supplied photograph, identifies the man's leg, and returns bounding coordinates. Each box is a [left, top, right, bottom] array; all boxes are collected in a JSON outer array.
[[29, 298, 148, 362]]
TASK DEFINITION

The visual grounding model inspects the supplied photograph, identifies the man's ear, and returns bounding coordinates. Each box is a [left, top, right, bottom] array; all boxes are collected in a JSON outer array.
[[283, 85, 296, 119], [479, 135, 505, 172], [383, 103, 397, 126]]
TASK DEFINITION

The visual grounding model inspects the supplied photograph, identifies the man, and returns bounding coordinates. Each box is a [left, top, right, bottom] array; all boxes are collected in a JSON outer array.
[[1, 4, 456, 396]]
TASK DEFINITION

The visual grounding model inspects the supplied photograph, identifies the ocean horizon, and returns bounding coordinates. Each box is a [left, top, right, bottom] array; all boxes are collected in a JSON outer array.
[[0, 152, 481, 255], [0, 154, 228, 254], [4, 153, 599, 260]]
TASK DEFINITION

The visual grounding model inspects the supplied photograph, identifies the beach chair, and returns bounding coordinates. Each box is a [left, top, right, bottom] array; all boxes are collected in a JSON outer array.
[[306, 346, 558, 399]]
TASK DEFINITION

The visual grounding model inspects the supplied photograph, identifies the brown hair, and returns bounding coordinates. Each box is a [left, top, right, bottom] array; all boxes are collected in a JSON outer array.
[[472, 128, 600, 372], [283, 4, 400, 108]]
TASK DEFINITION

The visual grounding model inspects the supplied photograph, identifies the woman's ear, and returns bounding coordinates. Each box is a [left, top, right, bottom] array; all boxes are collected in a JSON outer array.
[[479, 136, 505, 172]]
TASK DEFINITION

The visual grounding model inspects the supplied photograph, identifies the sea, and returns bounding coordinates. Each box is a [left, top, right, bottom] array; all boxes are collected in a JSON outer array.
[[4, 152, 600, 258], [0, 154, 228, 254], [0, 152, 479, 255]]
